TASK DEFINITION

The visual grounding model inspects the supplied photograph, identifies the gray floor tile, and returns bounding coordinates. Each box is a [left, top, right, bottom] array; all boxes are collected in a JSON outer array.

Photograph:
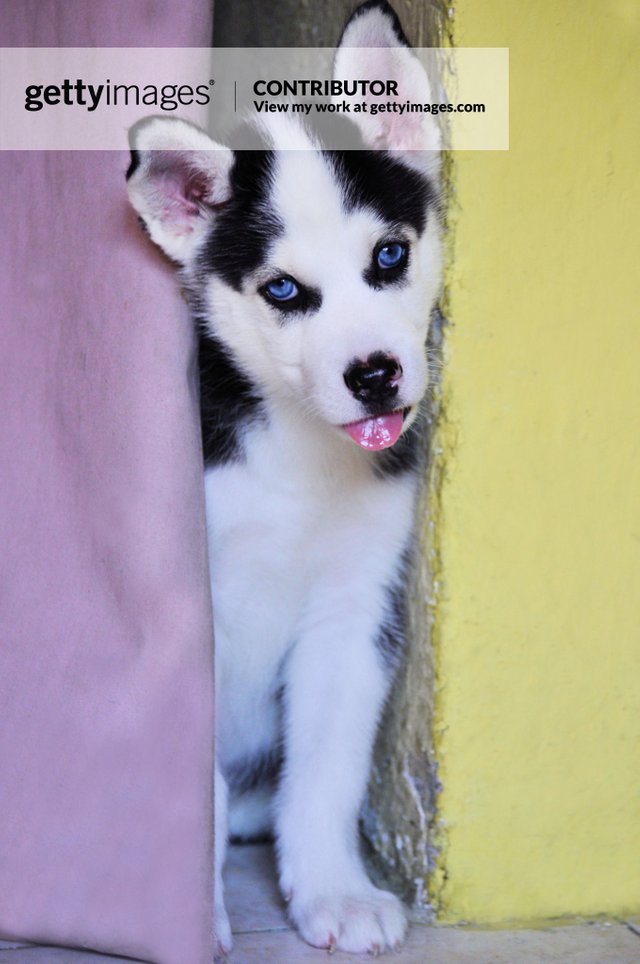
[[225, 845, 640, 963], [626, 918, 640, 938], [230, 920, 640, 963], [226, 843, 288, 935]]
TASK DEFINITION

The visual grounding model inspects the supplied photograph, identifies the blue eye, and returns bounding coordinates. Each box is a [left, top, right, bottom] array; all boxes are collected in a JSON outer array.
[[377, 242, 407, 269], [265, 277, 298, 301]]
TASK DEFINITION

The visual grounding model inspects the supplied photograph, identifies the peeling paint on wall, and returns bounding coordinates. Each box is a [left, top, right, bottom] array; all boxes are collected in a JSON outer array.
[[363, 296, 452, 913]]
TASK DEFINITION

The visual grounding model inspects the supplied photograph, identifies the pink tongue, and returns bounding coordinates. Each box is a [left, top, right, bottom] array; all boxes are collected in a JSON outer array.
[[343, 411, 404, 451]]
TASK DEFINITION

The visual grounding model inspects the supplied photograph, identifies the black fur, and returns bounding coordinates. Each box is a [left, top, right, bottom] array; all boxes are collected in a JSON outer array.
[[225, 747, 283, 796], [198, 331, 266, 467], [375, 552, 412, 669], [338, 0, 410, 50], [200, 148, 281, 291], [299, 113, 436, 236], [126, 147, 140, 180], [328, 149, 434, 236], [373, 404, 427, 479]]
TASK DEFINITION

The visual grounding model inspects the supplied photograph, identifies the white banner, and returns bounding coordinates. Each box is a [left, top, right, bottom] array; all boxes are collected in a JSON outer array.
[[0, 47, 509, 150]]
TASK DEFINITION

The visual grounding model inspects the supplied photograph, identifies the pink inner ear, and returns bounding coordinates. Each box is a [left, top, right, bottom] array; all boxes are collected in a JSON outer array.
[[152, 158, 212, 232], [155, 174, 199, 232], [380, 112, 430, 153], [183, 169, 210, 208], [163, 174, 200, 215], [336, 42, 440, 154]]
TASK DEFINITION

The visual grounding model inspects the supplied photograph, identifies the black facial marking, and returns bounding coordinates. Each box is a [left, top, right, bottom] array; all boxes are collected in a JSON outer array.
[[294, 104, 437, 236], [372, 403, 428, 479], [199, 146, 281, 291], [327, 149, 435, 237], [198, 330, 266, 467], [225, 746, 283, 796]]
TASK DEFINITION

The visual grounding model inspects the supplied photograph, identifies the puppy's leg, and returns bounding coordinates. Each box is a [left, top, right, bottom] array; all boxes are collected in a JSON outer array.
[[214, 762, 232, 954], [275, 608, 407, 955]]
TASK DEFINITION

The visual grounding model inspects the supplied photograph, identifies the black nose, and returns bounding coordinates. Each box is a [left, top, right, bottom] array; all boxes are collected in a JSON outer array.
[[343, 352, 402, 404]]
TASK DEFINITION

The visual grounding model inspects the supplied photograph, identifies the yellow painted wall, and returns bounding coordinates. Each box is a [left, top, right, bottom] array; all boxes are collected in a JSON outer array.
[[431, 0, 640, 923]]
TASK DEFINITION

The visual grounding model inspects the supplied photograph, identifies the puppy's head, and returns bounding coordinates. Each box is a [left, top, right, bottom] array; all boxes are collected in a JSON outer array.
[[127, 0, 442, 452]]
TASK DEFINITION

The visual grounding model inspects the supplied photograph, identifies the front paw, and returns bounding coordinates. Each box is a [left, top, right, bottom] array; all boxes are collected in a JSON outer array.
[[289, 888, 407, 955]]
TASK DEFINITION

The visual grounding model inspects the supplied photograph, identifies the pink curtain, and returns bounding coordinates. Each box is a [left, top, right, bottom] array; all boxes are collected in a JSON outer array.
[[0, 4, 216, 963]]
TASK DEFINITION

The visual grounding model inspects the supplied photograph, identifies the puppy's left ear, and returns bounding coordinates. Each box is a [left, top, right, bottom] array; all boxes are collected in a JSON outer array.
[[335, 0, 441, 165]]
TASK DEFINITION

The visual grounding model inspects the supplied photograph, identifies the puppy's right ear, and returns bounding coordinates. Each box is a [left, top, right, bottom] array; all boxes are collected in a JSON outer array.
[[335, 0, 441, 168], [127, 118, 234, 265]]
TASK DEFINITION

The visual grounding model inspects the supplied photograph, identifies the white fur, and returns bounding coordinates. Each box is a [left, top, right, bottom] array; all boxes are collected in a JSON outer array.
[[335, 4, 442, 162], [127, 4, 442, 955], [204, 146, 441, 429], [208, 402, 416, 953], [127, 118, 234, 264]]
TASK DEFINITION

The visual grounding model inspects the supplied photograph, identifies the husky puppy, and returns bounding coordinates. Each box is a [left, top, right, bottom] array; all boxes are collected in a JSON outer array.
[[127, 0, 441, 954]]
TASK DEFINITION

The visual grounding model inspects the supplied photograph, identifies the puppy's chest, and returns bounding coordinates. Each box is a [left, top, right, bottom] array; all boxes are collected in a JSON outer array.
[[202, 407, 413, 618], [205, 409, 416, 743], [205, 413, 372, 570]]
